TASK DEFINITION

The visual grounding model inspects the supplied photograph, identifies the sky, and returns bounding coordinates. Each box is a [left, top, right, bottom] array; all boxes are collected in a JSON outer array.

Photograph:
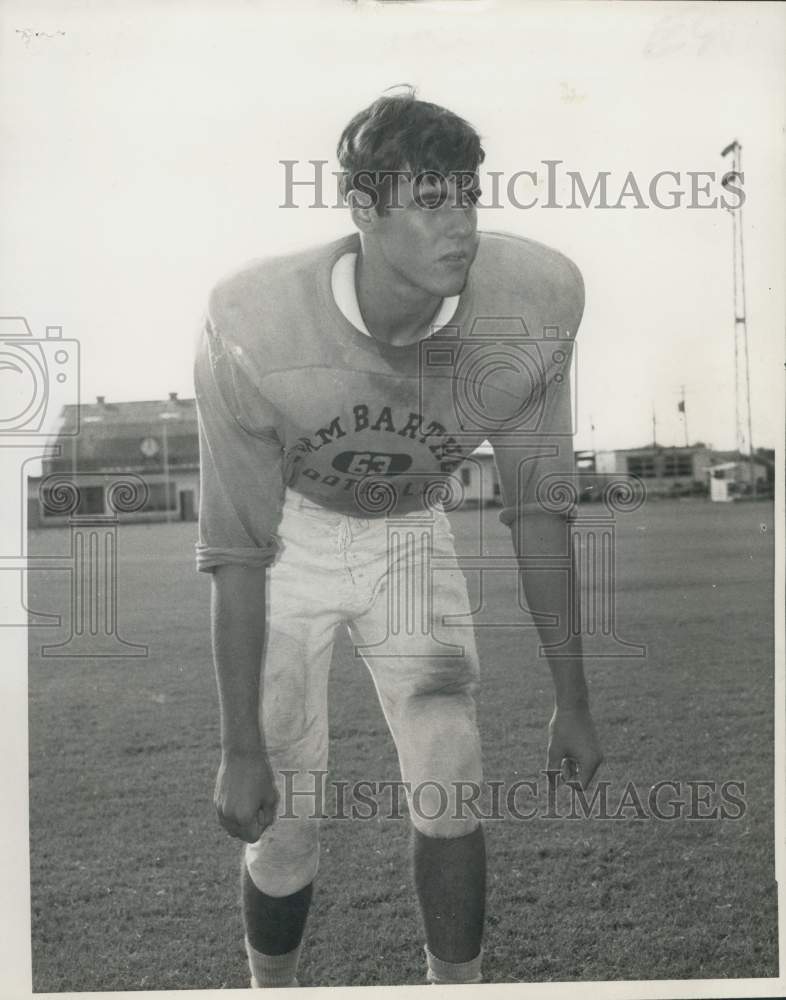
[[1, 0, 784, 460]]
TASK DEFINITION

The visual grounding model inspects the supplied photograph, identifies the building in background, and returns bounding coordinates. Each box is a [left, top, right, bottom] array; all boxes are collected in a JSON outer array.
[[705, 451, 771, 502], [28, 394, 200, 528], [593, 445, 770, 499], [458, 444, 771, 506], [594, 444, 713, 498], [27, 401, 774, 529]]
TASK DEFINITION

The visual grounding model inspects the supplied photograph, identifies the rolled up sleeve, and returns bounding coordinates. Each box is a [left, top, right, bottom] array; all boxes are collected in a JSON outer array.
[[194, 319, 284, 573]]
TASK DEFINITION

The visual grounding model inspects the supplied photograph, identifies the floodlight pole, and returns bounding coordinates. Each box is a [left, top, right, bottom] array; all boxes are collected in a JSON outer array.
[[721, 140, 755, 497]]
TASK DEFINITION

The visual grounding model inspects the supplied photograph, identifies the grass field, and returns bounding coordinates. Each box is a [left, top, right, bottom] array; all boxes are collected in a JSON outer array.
[[27, 498, 778, 990]]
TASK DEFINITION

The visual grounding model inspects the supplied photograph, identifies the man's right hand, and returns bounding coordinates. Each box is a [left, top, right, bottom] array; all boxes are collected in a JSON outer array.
[[214, 748, 279, 843]]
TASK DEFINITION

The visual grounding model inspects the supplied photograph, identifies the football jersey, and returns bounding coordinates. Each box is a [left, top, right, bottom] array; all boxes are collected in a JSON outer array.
[[194, 230, 583, 572]]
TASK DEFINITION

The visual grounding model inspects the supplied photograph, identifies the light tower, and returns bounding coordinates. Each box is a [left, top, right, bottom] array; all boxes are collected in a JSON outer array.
[[721, 140, 755, 496]]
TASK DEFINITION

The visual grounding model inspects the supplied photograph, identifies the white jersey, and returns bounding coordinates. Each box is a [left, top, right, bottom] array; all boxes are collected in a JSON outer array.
[[194, 230, 584, 572]]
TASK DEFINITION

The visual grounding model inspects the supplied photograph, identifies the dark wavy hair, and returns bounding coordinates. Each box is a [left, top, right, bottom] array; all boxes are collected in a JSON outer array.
[[336, 85, 485, 214]]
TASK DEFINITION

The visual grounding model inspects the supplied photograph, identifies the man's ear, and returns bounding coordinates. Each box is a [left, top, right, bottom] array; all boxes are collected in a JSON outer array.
[[348, 189, 380, 233]]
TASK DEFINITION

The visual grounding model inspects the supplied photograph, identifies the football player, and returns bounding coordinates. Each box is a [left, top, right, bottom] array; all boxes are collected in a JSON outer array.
[[194, 89, 603, 987]]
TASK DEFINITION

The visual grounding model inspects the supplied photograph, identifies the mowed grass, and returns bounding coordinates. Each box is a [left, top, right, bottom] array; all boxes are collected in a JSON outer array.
[[27, 498, 777, 990]]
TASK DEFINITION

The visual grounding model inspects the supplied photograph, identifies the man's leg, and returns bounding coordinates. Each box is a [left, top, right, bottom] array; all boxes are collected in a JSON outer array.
[[242, 497, 343, 987], [242, 865, 313, 988], [413, 825, 486, 965], [242, 866, 313, 954], [352, 509, 485, 983], [240, 725, 325, 988]]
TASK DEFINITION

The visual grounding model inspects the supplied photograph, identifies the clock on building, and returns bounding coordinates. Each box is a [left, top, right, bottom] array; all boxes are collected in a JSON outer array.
[[140, 436, 160, 457]]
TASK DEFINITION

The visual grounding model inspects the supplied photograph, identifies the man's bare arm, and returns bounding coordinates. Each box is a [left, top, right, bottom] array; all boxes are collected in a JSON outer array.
[[210, 565, 278, 842], [516, 510, 603, 787]]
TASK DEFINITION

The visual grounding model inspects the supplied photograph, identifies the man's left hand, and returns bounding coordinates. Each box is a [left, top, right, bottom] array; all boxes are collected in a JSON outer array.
[[546, 703, 603, 789]]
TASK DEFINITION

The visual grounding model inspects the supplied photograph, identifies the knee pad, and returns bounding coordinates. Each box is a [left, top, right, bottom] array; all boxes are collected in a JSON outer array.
[[245, 819, 320, 897]]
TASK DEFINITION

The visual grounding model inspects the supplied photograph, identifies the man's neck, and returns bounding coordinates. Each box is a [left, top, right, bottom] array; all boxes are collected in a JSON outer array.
[[355, 249, 444, 347]]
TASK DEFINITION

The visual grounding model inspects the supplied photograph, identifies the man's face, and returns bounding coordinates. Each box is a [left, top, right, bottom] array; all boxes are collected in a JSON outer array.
[[369, 171, 480, 298]]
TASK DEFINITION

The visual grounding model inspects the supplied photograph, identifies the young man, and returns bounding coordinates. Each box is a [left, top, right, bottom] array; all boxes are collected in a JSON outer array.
[[194, 91, 602, 987]]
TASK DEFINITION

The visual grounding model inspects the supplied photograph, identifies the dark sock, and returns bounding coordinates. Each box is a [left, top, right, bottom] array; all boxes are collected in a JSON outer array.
[[241, 863, 313, 955]]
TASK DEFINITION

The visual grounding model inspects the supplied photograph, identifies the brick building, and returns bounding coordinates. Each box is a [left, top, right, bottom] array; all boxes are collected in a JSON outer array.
[[28, 394, 200, 527]]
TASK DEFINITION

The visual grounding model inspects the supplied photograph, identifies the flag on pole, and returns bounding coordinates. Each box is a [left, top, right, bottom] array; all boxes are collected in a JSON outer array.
[[677, 400, 685, 413]]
